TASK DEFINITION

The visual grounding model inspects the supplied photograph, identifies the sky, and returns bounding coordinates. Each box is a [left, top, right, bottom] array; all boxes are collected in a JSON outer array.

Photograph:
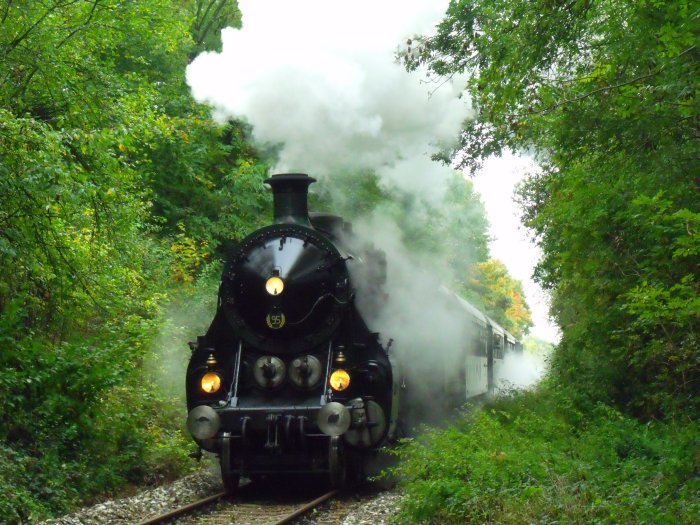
[[472, 154, 560, 343], [187, 0, 560, 343]]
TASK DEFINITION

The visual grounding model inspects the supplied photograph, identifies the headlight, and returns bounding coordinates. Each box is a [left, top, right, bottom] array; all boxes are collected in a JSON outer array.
[[200, 372, 222, 393], [265, 276, 284, 295], [329, 369, 350, 391]]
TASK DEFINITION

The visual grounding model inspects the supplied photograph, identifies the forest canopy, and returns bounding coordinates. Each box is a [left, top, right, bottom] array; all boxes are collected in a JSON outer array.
[[404, 0, 698, 418]]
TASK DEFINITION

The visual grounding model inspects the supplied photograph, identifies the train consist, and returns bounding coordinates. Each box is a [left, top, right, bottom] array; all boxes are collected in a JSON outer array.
[[185, 173, 521, 491]]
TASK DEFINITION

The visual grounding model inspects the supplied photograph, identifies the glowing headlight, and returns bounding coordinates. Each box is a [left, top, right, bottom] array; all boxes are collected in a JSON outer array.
[[329, 369, 350, 392], [200, 372, 222, 393], [265, 276, 284, 295]]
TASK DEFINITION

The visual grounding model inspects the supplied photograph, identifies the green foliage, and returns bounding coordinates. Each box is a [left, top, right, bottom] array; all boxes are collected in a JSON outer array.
[[188, 0, 242, 56], [0, 264, 225, 522], [0, 1, 271, 522], [521, 159, 698, 417], [521, 333, 555, 359], [0, 301, 196, 522], [392, 387, 699, 524], [406, 0, 699, 417], [147, 119, 272, 248], [406, 0, 697, 174], [0, 109, 154, 333], [311, 169, 392, 220], [1, 1, 190, 122]]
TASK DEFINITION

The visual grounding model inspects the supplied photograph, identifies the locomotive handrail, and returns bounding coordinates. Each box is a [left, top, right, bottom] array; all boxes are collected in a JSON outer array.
[[227, 340, 243, 407], [321, 340, 334, 405]]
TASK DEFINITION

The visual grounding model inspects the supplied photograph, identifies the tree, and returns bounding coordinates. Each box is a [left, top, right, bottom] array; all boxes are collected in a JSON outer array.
[[0, 1, 272, 520], [470, 259, 532, 338], [404, 0, 699, 417], [188, 0, 242, 57]]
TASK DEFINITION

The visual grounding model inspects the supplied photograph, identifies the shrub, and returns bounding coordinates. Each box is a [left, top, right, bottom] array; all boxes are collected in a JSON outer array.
[[392, 386, 699, 524]]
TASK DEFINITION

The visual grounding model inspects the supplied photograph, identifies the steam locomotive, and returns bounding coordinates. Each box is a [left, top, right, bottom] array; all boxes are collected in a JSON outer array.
[[185, 173, 520, 491]]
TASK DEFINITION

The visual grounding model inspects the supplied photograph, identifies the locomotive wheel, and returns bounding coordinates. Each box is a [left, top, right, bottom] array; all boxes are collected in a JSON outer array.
[[220, 432, 240, 494], [328, 436, 347, 489]]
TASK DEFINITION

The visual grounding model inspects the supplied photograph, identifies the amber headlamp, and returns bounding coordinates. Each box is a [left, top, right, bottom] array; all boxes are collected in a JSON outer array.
[[329, 369, 350, 392], [200, 353, 221, 393], [200, 372, 221, 393]]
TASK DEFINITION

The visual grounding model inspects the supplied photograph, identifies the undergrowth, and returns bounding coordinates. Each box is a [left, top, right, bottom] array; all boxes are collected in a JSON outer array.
[[391, 385, 699, 524], [0, 268, 220, 523]]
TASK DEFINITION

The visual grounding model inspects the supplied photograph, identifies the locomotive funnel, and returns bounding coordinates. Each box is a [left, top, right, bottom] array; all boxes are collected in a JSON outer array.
[[265, 173, 316, 226]]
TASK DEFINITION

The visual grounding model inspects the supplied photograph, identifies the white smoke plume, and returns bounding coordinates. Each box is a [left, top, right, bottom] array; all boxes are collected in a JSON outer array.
[[146, 274, 220, 398], [349, 216, 466, 355], [186, 0, 470, 200], [348, 214, 549, 407], [185, 0, 544, 418], [496, 352, 548, 391], [345, 216, 484, 425]]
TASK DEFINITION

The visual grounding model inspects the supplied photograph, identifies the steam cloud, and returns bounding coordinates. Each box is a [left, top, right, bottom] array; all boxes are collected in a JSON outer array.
[[348, 216, 467, 365], [185, 0, 543, 419], [349, 215, 545, 409], [496, 352, 547, 391], [186, 0, 469, 200]]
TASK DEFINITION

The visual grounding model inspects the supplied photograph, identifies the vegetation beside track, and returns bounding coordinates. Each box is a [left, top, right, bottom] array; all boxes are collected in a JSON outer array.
[[393, 384, 699, 524], [391, 1, 699, 522]]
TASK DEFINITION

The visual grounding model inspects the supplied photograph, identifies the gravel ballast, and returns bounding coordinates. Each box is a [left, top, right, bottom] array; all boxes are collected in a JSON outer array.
[[37, 468, 223, 525], [36, 468, 403, 525]]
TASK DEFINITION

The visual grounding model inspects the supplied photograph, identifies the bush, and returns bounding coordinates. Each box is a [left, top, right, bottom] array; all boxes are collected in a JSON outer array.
[[392, 385, 699, 524], [0, 266, 223, 523]]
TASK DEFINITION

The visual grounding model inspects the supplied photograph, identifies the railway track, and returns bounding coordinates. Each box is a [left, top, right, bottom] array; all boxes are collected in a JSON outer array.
[[135, 485, 338, 525]]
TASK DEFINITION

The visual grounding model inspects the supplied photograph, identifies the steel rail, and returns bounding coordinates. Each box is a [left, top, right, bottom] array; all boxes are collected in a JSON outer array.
[[133, 487, 337, 525], [135, 490, 227, 525], [273, 490, 338, 525]]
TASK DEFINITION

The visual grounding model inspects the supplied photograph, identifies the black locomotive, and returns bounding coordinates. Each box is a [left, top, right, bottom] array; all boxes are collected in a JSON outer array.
[[186, 174, 398, 490], [185, 173, 520, 491]]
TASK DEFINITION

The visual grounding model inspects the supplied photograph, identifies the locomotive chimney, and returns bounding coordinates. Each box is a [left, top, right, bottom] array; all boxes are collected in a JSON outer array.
[[265, 173, 316, 226]]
